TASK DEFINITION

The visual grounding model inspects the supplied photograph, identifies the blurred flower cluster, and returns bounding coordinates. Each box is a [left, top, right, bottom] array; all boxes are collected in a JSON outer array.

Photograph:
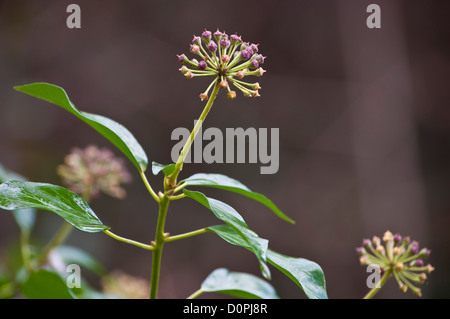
[[101, 270, 149, 299], [357, 231, 434, 297], [57, 145, 132, 201], [177, 28, 266, 100]]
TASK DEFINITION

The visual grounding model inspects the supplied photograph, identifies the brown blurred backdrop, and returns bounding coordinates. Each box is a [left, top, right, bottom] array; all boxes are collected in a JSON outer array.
[[1, 0, 449, 298]]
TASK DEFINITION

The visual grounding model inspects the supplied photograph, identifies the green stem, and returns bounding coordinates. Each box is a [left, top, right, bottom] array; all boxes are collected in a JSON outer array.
[[187, 288, 204, 299], [149, 195, 170, 299], [363, 269, 392, 299], [20, 231, 33, 272], [38, 221, 74, 266], [164, 228, 208, 243], [140, 171, 160, 203], [168, 80, 221, 185], [103, 230, 154, 251]]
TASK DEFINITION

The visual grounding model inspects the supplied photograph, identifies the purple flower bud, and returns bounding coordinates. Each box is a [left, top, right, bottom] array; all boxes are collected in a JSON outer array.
[[192, 35, 201, 45], [177, 54, 187, 63], [207, 41, 217, 52], [419, 248, 431, 258], [414, 259, 424, 267], [220, 38, 230, 48], [362, 239, 371, 248], [393, 233, 402, 244], [230, 33, 242, 44], [241, 48, 252, 60], [251, 59, 259, 69], [410, 241, 420, 254], [355, 247, 364, 255], [254, 54, 266, 64], [214, 29, 223, 40], [201, 29, 212, 43], [197, 61, 207, 70], [250, 43, 259, 53], [190, 44, 200, 53]]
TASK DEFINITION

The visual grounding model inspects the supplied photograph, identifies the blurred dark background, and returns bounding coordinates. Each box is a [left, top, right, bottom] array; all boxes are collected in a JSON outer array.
[[1, 0, 449, 298]]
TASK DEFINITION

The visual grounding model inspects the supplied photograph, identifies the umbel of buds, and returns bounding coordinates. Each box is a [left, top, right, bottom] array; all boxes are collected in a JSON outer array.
[[177, 28, 266, 101], [57, 145, 132, 201], [357, 231, 434, 297]]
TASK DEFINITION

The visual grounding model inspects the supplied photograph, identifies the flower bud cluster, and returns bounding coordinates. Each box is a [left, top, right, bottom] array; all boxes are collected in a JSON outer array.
[[57, 145, 132, 201], [356, 231, 434, 297], [177, 29, 266, 101]]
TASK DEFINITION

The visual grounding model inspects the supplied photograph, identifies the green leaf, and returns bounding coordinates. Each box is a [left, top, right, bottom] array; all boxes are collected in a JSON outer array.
[[0, 180, 109, 233], [0, 163, 36, 234], [267, 250, 327, 299], [151, 161, 175, 176], [206, 225, 327, 299], [21, 269, 76, 299], [53, 246, 107, 277], [181, 173, 295, 224], [201, 268, 279, 299], [183, 190, 270, 280], [14, 82, 148, 172]]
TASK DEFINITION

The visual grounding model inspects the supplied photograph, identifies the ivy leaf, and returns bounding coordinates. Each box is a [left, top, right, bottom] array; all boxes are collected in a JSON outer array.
[[21, 270, 76, 299], [0, 163, 36, 234], [14, 82, 148, 172], [151, 161, 175, 176], [200, 268, 279, 299], [207, 225, 327, 299], [181, 173, 295, 224], [183, 190, 270, 280], [0, 180, 109, 233], [267, 250, 328, 299]]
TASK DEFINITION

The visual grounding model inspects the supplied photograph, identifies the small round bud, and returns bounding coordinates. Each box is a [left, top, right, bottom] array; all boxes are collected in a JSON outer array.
[[383, 230, 394, 242], [190, 44, 200, 54], [251, 59, 259, 69], [179, 65, 189, 74], [419, 273, 427, 284], [400, 284, 408, 293], [227, 91, 237, 100], [241, 48, 252, 60], [412, 258, 424, 267], [230, 33, 242, 45], [414, 288, 422, 297], [198, 61, 207, 70], [254, 54, 266, 64], [355, 247, 364, 255], [257, 68, 266, 77], [426, 264, 435, 273], [395, 262, 404, 271], [418, 248, 431, 258], [177, 54, 188, 63], [192, 35, 201, 45], [184, 70, 193, 79], [362, 238, 371, 248], [199, 93, 208, 101], [207, 41, 218, 52], [250, 43, 259, 53], [201, 29, 212, 43], [376, 245, 384, 253], [221, 54, 230, 63], [359, 256, 368, 266], [219, 80, 228, 89], [372, 236, 380, 246], [214, 29, 223, 40], [220, 38, 230, 48], [410, 241, 420, 255], [254, 82, 261, 90], [393, 233, 402, 244], [393, 247, 401, 255], [236, 70, 245, 79]]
